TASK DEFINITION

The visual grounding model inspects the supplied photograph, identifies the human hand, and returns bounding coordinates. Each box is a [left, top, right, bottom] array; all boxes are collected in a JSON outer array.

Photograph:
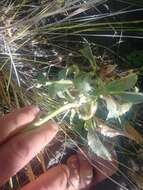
[[0, 106, 69, 190], [0, 106, 117, 190], [66, 151, 117, 190]]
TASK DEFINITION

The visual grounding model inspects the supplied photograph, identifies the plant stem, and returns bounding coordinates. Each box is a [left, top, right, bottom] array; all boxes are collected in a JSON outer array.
[[34, 102, 80, 127], [36, 80, 73, 88]]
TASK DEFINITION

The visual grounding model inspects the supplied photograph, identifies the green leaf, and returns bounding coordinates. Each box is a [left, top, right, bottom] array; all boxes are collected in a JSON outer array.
[[48, 81, 72, 98], [58, 65, 79, 80], [37, 72, 47, 84], [84, 119, 96, 129], [78, 101, 97, 120], [103, 96, 132, 119], [106, 73, 138, 92], [74, 75, 92, 93], [117, 92, 143, 104], [58, 69, 68, 80], [87, 120, 112, 160], [80, 44, 97, 71]]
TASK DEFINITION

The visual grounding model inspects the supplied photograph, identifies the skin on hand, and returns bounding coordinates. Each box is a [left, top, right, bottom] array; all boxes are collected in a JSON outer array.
[[21, 165, 69, 190], [66, 152, 117, 190], [66, 154, 93, 190], [0, 106, 40, 144], [0, 106, 69, 190], [0, 106, 117, 190]]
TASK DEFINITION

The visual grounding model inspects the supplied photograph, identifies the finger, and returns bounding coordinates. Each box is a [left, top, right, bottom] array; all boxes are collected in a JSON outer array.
[[66, 154, 80, 190], [93, 156, 118, 185], [0, 121, 58, 185], [0, 106, 40, 144], [78, 153, 93, 189], [21, 165, 69, 190]]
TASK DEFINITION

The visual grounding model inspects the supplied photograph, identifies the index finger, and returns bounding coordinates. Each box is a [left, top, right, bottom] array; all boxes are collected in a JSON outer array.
[[0, 106, 40, 144], [0, 121, 58, 185]]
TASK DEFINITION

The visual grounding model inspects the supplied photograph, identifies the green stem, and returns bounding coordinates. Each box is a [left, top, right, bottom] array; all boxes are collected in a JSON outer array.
[[46, 80, 73, 85], [34, 102, 80, 127], [36, 80, 73, 88]]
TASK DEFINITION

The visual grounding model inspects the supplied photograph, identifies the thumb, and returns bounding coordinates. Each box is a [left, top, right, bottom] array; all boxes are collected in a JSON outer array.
[[21, 165, 69, 190]]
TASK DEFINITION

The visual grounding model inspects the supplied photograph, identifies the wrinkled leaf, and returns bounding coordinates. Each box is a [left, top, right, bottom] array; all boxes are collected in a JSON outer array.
[[103, 96, 132, 119], [80, 44, 97, 71], [37, 72, 47, 84], [74, 75, 92, 93], [78, 101, 97, 120], [96, 118, 128, 138], [100, 64, 117, 80], [58, 68, 68, 80], [117, 92, 143, 104], [106, 73, 137, 92], [48, 81, 72, 98], [58, 65, 79, 80], [118, 103, 132, 116], [104, 96, 118, 119], [87, 121, 112, 160]]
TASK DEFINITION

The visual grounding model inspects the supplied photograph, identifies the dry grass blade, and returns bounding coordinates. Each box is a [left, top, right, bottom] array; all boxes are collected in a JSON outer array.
[[125, 123, 143, 144], [26, 163, 35, 182], [37, 152, 46, 172]]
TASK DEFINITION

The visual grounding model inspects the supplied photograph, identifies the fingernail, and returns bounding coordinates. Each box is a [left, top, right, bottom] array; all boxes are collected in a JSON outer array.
[[30, 105, 40, 114]]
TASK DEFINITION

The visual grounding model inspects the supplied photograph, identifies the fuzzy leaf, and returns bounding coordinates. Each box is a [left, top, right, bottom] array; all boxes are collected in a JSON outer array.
[[80, 44, 97, 70], [106, 73, 137, 92], [78, 101, 97, 120], [58, 65, 79, 80], [58, 69, 68, 80], [37, 72, 47, 84], [100, 64, 117, 79], [117, 92, 143, 104], [48, 81, 72, 98], [87, 121, 112, 160], [74, 75, 92, 93], [96, 118, 128, 138], [103, 96, 132, 119], [104, 96, 118, 119]]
